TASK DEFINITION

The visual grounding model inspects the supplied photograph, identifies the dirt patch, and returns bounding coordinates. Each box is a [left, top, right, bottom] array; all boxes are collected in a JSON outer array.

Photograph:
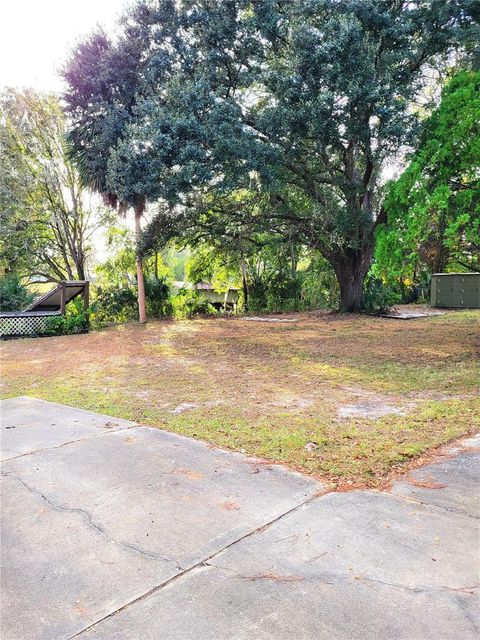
[[337, 386, 415, 419], [172, 469, 204, 481], [170, 399, 224, 415], [242, 316, 298, 323], [338, 402, 407, 419], [170, 402, 200, 415]]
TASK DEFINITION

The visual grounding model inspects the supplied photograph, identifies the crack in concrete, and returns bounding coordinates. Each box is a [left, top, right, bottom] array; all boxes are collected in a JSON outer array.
[[360, 576, 479, 596], [455, 590, 480, 634], [1, 424, 137, 463], [65, 556, 480, 639], [386, 491, 480, 522], [3, 417, 478, 639], [66, 492, 319, 639], [62, 471, 480, 639], [1, 471, 181, 569], [203, 563, 479, 598]]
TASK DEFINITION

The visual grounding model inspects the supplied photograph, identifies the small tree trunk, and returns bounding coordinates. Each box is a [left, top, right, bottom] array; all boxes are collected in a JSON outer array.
[[134, 198, 147, 324], [240, 254, 248, 312]]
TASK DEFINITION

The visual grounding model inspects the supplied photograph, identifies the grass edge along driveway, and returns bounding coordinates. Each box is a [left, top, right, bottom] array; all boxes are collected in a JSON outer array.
[[1, 309, 479, 486]]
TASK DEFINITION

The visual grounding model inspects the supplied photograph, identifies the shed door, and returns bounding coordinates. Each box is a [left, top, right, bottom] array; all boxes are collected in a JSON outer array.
[[435, 278, 453, 307]]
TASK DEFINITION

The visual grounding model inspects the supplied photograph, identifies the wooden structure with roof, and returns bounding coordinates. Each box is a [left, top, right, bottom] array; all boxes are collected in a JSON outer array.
[[0, 280, 89, 338], [173, 281, 239, 310]]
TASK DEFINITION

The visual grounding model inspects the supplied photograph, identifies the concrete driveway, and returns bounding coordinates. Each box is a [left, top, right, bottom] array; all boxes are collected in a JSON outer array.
[[1, 396, 479, 640]]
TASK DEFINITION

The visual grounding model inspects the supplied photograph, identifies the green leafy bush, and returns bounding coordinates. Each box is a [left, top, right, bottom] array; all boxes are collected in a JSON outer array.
[[361, 277, 399, 315], [92, 286, 138, 325], [0, 275, 35, 311], [43, 298, 90, 335], [92, 277, 172, 326], [145, 277, 172, 318], [300, 263, 339, 310], [172, 289, 216, 318], [266, 274, 302, 312], [248, 258, 339, 313]]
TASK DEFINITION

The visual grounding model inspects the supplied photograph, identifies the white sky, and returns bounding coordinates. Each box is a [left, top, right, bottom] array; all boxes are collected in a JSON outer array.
[[0, 2, 133, 267], [0, 1, 128, 93]]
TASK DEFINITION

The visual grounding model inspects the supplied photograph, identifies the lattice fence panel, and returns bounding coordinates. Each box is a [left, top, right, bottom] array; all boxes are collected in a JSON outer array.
[[0, 314, 61, 337]]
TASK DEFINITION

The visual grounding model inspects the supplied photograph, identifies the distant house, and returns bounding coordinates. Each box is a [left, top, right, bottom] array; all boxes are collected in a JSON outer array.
[[173, 281, 239, 310]]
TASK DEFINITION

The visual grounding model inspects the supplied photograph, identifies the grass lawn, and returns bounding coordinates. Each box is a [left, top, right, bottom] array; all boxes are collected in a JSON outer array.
[[1, 309, 479, 486]]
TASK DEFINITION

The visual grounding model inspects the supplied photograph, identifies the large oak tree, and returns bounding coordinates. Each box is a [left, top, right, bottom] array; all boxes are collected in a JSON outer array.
[[64, 0, 478, 311]]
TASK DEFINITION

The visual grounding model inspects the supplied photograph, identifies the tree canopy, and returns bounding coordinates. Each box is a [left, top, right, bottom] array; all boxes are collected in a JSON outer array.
[[0, 90, 108, 283], [375, 69, 480, 288], [63, 28, 151, 320], [64, 0, 478, 312]]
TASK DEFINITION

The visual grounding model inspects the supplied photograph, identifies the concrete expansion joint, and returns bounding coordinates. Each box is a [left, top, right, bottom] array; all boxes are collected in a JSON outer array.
[[65, 492, 319, 639], [55, 477, 480, 640]]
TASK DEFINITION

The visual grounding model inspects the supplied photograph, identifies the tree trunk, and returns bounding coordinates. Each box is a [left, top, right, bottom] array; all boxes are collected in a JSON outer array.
[[333, 250, 371, 313], [432, 244, 449, 274], [75, 257, 86, 281], [336, 266, 364, 312], [134, 198, 147, 324], [431, 208, 449, 274]]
